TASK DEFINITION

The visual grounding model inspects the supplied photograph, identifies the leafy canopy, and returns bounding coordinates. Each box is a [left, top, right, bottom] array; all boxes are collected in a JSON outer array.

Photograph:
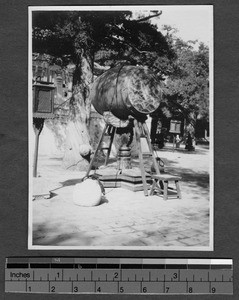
[[161, 27, 210, 123], [32, 10, 174, 77]]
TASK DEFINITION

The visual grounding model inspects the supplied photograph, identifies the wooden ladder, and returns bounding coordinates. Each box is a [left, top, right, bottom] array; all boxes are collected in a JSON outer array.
[[133, 119, 160, 196], [85, 123, 115, 178]]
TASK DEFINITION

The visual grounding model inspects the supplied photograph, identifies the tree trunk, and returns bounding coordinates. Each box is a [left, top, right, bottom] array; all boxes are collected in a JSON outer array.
[[62, 55, 93, 171]]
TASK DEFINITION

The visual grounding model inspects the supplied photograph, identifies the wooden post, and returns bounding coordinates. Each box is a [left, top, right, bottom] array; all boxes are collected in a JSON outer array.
[[85, 123, 108, 178], [142, 122, 160, 174], [172, 134, 175, 152], [104, 126, 115, 166], [134, 120, 148, 196], [33, 118, 44, 177]]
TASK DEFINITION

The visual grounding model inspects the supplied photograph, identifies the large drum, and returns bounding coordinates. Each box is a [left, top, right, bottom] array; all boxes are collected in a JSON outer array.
[[90, 65, 163, 121]]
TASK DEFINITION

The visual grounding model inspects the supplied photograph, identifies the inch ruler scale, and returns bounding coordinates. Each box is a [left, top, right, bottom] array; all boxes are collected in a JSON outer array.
[[5, 257, 233, 295]]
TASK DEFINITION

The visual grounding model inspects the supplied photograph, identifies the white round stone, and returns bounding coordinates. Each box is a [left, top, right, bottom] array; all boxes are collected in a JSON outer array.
[[73, 179, 102, 207]]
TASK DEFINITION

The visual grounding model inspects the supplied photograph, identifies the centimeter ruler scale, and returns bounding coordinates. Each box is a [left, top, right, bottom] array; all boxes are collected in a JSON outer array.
[[5, 257, 233, 295]]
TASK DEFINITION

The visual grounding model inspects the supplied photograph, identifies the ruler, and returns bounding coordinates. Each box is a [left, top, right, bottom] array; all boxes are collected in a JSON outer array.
[[5, 257, 233, 295]]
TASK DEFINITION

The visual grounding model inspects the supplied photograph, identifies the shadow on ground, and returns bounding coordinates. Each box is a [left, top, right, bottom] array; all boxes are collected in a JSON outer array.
[[164, 167, 209, 190], [159, 144, 209, 155], [60, 178, 84, 187], [33, 223, 93, 246]]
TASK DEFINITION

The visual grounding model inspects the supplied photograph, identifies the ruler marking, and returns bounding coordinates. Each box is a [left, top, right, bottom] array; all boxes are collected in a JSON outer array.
[[4, 258, 234, 295]]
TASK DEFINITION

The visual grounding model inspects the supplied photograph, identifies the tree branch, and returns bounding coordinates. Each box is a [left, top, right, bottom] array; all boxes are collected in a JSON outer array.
[[107, 34, 150, 55], [135, 11, 162, 23], [120, 40, 149, 55]]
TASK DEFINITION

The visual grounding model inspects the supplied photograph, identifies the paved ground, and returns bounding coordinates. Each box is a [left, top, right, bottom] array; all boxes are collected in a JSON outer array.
[[31, 144, 211, 250]]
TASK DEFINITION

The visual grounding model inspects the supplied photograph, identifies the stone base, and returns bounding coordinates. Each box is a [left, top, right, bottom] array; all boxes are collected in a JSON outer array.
[[95, 167, 152, 192], [121, 181, 151, 192]]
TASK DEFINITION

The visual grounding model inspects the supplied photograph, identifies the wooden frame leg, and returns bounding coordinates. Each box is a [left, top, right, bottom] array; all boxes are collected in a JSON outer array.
[[175, 180, 182, 199], [134, 120, 148, 196], [104, 126, 115, 166], [150, 179, 157, 195], [85, 123, 108, 178], [163, 180, 168, 200], [159, 180, 164, 190]]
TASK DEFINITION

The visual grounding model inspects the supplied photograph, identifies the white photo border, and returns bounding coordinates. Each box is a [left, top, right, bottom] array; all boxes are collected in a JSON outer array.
[[28, 5, 214, 251]]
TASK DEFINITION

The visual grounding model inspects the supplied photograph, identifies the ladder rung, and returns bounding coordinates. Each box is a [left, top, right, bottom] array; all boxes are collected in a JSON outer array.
[[143, 152, 152, 156], [101, 147, 110, 150]]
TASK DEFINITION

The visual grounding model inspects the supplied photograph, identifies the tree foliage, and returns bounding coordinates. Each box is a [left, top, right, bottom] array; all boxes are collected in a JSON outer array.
[[32, 10, 174, 77], [161, 27, 210, 126]]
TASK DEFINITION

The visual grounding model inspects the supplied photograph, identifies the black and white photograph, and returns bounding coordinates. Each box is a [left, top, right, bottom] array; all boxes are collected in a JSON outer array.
[[28, 5, 213, 250]]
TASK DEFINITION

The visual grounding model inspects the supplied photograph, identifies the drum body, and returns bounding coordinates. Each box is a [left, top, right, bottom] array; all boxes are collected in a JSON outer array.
[[90, 65, 162, 121]]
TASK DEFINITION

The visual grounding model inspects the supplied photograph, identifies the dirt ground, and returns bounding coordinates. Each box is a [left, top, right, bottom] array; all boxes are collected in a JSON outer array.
[[30, 143, 211, 250]]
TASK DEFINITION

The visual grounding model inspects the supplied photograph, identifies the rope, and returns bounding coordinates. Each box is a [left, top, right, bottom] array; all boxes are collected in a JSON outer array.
[[154, 148, 165, 168]]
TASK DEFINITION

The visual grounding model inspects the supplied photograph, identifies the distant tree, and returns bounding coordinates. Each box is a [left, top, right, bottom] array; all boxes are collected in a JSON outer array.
[[161, 26, 209, 139], [32, 10, 174, 170]]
